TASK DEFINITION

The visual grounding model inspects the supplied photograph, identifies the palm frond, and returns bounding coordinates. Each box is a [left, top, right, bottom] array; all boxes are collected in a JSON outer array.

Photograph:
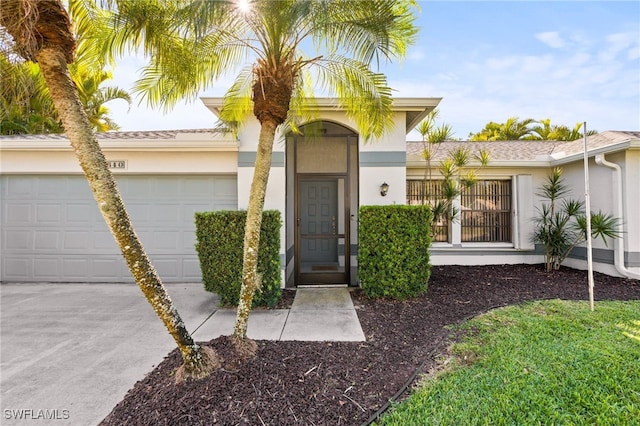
[[313, 55, 393, 140], [312, 0, 417, 65]]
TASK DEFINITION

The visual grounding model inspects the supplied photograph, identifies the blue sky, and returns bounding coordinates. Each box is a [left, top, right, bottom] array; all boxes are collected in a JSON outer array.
[[106, 1, 640, 140]]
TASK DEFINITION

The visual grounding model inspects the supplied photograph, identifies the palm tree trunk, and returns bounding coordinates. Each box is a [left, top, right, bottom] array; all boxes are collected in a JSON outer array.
[[35, 46, 218, 381], [234, 120, 277, 341]]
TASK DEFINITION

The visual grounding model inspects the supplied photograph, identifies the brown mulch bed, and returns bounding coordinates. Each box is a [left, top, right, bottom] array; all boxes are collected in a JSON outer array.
[[100, 264, 640, 426]]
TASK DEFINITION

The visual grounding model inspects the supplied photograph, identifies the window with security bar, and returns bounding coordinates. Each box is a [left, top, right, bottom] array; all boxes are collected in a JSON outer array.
[[460, 180, 512, 242], [406, 180, 449, 242]]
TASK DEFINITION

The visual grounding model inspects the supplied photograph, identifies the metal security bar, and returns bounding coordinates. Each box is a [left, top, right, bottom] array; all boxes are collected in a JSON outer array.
[[406, 180, 449, 242], [461, 180, 512, 242]]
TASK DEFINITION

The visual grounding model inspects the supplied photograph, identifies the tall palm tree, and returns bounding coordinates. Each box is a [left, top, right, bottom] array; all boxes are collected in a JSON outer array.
[[106, 0, 418, 346], [0, 0, 219, 381], [469, 116, 535, 141]]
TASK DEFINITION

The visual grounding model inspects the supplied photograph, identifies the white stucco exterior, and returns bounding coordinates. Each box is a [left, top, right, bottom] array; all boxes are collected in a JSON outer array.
[[1, 98, 638, 284]]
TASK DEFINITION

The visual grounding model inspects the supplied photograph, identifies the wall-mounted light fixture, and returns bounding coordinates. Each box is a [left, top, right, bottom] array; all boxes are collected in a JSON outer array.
[[380, 182, 389, 197]]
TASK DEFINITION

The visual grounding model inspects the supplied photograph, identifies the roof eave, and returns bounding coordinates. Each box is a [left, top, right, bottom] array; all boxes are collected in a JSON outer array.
[[550, 140, 637, 166], [406, 156, 552, 168], [200, 96, 443, 134], [0, 139, 239, 152]]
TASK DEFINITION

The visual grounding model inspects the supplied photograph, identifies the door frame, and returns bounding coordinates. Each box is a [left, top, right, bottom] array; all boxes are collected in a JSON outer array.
[[295, 174, 350, 285]]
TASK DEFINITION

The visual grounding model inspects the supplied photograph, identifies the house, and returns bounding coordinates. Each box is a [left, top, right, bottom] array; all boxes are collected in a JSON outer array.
[[1, 97, 638, 286]]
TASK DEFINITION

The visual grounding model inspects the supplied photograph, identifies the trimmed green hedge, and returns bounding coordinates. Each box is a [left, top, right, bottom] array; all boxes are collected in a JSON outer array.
[[195, 210, 282, 307], [358, 205, 432, 299]]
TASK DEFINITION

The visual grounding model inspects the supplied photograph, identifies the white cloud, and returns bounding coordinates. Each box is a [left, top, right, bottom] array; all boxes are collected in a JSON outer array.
[[535, 31, 565, 49], [598, 31, 640, 62]]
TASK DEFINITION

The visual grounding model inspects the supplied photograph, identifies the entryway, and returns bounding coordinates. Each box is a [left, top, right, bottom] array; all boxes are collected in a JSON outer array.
[[285, 121, 359, 286], [297, 177, 348, 284]]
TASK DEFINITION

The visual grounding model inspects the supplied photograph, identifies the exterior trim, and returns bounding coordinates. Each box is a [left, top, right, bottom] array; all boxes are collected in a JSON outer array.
[[360, 152, 406, 167], [567, 247, 640, 267], [238, 151, 285, 167]]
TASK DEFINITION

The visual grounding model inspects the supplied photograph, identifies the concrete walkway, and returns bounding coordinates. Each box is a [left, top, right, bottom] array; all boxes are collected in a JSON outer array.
[[0, 284, 363, 426], [195, 287, 365, 341]]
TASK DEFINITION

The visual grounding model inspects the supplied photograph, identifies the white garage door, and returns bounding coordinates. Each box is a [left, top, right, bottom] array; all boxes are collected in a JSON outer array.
[[1, 175, 237, 283]]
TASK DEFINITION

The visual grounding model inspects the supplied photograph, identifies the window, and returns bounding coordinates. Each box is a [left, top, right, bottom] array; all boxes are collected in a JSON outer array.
[[406, 179, 449, 242], [406, 178, 513, 243], [461, 180, 511, 242]]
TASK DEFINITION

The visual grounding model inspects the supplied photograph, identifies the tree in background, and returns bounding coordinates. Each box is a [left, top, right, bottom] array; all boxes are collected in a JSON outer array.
[[469, 117, 597, 141], [72, 68, 131, 132], [104, 0, 418, 353], [527, 119, 597, 141], [0, 3, 130, 135], [0, 0, 219, 381], [469, 117, 535, 141], [0, 56, 62, 134]]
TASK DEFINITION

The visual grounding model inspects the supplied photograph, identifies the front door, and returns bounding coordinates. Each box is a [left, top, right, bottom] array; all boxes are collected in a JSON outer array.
[[297, 177, 349, 284]]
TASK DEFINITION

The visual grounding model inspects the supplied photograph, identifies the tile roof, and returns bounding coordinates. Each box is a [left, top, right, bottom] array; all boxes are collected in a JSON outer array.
[[0, 128, 222, 141], [406, 140, 559, 162], [406, 131, 640, 163]]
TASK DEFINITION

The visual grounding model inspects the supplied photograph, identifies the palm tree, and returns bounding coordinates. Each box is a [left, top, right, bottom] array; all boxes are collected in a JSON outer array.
[[0, 56, 63, 134], [105, 0, 418, 348], [469, 116, 535, 141], [1, 2, 130, 135], [72, 67, 131, 131], [415, 108, 454, 205], [0, 0, 219, 381], [1, 57, 131, 133], [527, 119, 597, 141]]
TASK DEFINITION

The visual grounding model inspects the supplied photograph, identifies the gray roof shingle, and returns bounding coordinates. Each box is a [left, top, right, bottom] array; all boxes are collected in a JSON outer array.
[[406, 131, 639, 163], [0, 128, 223, 141]]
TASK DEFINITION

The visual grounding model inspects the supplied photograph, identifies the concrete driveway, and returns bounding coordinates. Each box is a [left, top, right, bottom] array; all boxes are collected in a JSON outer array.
[[1, 283, 218, 426], [1, 283, 364, 425]]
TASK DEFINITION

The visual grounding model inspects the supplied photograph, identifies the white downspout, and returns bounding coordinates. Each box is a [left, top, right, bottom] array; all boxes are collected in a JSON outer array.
[[594, 154, 640, 279]]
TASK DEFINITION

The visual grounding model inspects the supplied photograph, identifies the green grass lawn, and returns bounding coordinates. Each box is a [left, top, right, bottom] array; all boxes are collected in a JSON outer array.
[[377, 300, 640, 425]]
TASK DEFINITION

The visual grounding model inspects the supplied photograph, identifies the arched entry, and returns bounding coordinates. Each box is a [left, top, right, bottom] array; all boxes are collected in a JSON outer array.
[[286, 122, 358, 286]]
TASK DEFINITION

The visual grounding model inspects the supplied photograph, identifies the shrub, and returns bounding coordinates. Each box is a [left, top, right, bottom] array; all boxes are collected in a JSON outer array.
[[532, 168, 619, 272], [195, 210, 282, 307], [358, 205, 432, 299]]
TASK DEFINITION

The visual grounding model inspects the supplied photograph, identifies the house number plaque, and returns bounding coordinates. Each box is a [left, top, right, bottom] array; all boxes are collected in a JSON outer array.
[[108, 160, 127, 169]]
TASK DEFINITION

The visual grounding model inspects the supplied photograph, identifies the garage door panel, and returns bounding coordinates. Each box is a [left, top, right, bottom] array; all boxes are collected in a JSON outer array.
[[3, 258, 30, 280], [3, 176, 34, 198], [5, 204, 32, 223], [154, 259, 179, 280], [1, 175, 238, 282], [183, 259, 202, 280], [182, 231, 197, 250], [63, 258, 89, 278], [64, 231, 90, 250], [126, 204, 151, 224], [92, 258, 127, 281], [34, 231, 59, 250], [33, 258, 59, 278], [67, 204, 94, 223], [94, 231, 118, 250], [153, 204, 180, 222], [151, 231, 181, 250], [5, 230, 31, 250], [157, 179, 180, 197]]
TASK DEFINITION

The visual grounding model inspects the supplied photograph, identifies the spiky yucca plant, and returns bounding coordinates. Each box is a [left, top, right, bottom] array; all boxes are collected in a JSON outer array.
[[533, 167, 619, 272]]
